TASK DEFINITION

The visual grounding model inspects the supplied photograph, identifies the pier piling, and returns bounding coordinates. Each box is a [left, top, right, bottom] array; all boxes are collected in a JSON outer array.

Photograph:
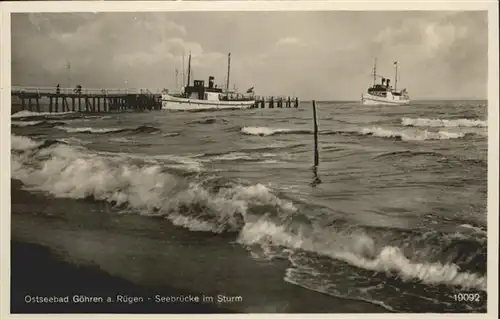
[[36, 95, 40, 112]]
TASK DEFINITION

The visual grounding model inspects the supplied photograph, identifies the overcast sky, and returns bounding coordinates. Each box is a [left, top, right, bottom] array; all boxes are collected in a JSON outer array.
[[12, 11, 487, 100]]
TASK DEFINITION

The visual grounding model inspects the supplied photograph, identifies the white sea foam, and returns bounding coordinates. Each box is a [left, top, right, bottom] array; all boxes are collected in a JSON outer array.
[[11, 121, 44, 127], [56, 137, 91, 145], [211, 152, 255, 161], [360, 127, 466, 141], [11, 134, 43, 151], [238, 219, 487, 291], [11, 110, 75, 118], [12, 143, 175, 211], [55, 126, 125, 134], [91, 150, 205, 173], [401, 117, 487, 128], [209, 151, 283, 162], [241, 126, 309, 136], [12, 137, 295, 232]]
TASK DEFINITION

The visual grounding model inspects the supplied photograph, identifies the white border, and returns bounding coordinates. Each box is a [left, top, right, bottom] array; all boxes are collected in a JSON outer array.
[[1, 1, 498, 319]]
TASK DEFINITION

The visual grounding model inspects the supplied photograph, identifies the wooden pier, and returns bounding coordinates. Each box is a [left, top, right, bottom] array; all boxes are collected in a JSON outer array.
[[11, 86, 162, 113], [252, 96, 299, 109], [11, 86, 299, 113]]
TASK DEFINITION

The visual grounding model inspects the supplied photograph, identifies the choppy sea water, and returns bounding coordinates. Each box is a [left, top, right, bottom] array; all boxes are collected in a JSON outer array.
[[10, 100, 488, 312]]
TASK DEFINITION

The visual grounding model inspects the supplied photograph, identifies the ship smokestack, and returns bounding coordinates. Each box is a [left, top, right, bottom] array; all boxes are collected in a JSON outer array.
[[381, 78, 385, 86], [208, 76, 215, 89], [386, 79, 390, 88]]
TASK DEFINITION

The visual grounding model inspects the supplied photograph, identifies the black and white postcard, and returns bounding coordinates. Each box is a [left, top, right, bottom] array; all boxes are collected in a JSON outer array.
[[1, 0, 498, 317]]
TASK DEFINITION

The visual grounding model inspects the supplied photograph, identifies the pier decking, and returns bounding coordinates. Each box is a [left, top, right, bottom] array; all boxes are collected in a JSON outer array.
[[11, 86, 299, 113]]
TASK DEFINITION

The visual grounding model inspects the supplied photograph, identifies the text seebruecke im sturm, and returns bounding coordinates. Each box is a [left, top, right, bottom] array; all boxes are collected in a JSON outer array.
[[24, 294, 244, 304]]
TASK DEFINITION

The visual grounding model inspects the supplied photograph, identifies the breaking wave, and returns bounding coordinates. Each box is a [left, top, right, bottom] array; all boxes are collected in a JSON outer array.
[[12, 120, 68, 128], [241, 126, 474, 141], [55, 125, 160, 134], [359, 127, 467, 141], [11, 121, 44, 127], [241, 126, 311, 136], [199, 151, 287, 163], [402, 117, 487, 128], [11, 110, 76, 118], [191, 118, 229, 125], [11, 134, 487, 303]]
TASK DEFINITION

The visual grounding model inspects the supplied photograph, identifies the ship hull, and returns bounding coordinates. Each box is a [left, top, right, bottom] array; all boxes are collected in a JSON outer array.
[[162, 94, 255, 111], [361, 93, 410, 106]]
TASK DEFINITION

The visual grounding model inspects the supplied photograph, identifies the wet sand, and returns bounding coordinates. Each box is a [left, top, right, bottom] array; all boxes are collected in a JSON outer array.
[[11, 240, 236, 313]]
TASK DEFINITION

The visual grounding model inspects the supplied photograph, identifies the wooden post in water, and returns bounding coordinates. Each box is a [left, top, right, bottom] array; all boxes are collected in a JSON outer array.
[[55, 96, 59, 113], [311, 100, 321, 186], [49, 96, 53, 113], [36, 96, 40, 112], [21, 96, 25, 110], [72, 97, 75, 112], [28, 98, 32, 112], [312, 100, 319, 167]]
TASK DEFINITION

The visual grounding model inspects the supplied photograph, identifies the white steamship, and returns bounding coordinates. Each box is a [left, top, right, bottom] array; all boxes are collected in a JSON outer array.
[[162, 52, 256, 111], [361, 59, 410, 105]]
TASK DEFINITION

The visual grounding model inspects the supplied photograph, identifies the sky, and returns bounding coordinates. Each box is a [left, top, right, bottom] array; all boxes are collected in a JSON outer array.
[[11, 10, 488, 101]]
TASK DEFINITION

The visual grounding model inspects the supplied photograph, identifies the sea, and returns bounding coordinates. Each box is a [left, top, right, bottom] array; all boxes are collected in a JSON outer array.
[[10, 100, 488, 313]]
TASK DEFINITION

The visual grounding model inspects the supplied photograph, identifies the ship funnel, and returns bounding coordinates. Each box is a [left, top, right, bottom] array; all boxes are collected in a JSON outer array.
[[381, 78, 385, 86], [208, 76, 215, 89], [386, 79, 390, 88]]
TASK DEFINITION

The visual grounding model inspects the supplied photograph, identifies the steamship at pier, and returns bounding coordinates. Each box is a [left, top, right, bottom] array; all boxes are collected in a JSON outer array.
[[361, 59, 410, 105], [162, 52, 256, 111]]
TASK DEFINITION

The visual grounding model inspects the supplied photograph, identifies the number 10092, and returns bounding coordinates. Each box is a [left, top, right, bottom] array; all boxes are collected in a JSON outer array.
[[452, 293, 481, 302]]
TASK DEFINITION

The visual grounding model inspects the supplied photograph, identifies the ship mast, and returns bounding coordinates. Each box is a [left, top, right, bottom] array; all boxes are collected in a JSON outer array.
[[226, 52, 231, 92], [175, 68, 179, 90], [394, 61, 398, 91], [182, 54, 185, 87], [186, 51, 192, 87], [372, 57, 377, 86]]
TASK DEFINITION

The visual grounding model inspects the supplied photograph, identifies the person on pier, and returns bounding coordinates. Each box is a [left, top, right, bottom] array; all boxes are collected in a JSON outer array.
[[74, 85, 82, 94]]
